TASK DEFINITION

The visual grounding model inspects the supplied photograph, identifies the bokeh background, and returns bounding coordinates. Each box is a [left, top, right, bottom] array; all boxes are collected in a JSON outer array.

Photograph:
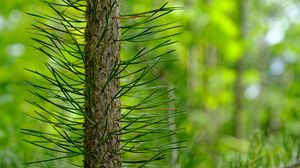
[[2, 0, 300, 167]]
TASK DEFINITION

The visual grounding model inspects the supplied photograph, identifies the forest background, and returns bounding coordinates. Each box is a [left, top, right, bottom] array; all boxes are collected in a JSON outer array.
[[1, 0, 300, 167]]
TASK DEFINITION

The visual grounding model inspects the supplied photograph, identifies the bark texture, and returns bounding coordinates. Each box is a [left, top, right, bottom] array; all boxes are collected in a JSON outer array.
[[84, 0, 121, 167]]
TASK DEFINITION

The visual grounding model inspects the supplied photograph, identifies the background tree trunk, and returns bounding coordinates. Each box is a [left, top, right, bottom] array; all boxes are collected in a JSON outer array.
[[168, 86, 179, 168], [83, 0, 121, 167], [233, 0, 248, 139]]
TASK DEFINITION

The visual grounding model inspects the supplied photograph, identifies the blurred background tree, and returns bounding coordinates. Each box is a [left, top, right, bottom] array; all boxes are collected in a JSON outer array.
[[1, 0, 300, 167]]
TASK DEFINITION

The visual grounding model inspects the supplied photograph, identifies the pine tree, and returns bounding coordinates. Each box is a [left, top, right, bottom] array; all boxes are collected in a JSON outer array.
[[22, 0, 183, 167]]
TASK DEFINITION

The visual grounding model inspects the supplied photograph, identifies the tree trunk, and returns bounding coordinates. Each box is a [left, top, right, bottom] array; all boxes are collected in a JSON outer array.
[[168, 86, 179, 168], [83, 0, 121, 167], [233, 0, 248, 138]]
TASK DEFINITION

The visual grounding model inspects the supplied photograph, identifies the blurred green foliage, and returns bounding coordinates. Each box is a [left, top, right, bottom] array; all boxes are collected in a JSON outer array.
[[2, 0, 300, 167]]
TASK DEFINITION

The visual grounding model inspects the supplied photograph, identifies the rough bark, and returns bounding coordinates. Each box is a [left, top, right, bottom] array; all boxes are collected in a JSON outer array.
[[83, 0, 121, 167]]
